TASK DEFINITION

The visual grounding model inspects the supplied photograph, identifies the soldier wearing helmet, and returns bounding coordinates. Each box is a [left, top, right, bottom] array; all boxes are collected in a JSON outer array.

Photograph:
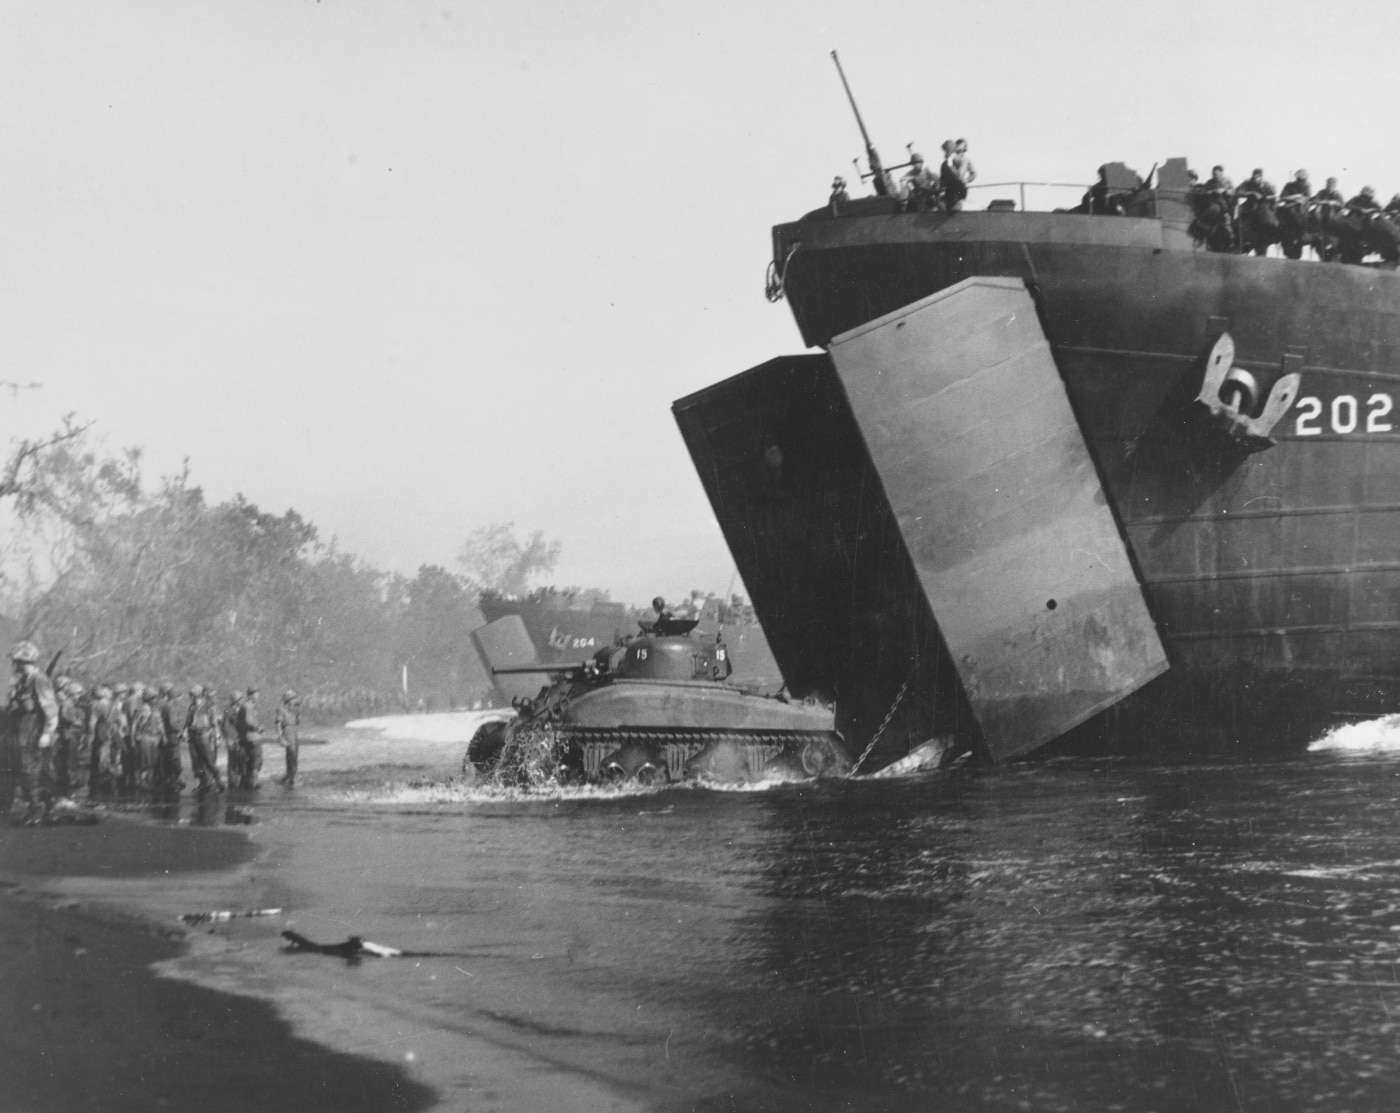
[[54, 675, 90, 801], [274, 689, 301, 788], [900, 151, 941, 213], [185, 684, 222, 795], [221, 690, 246, 787], [828, 175, 850, 216], [2, 641, 59, 824], [234, 688, 265, 790], [127, 686, 164, 794], [155, 683, 184, 795]]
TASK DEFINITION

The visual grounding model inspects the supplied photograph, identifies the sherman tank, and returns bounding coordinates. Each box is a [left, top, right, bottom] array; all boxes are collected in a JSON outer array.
[[464, 600, 849, 786]]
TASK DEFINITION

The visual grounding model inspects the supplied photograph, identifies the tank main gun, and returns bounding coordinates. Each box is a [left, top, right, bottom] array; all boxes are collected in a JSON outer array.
[[831, 50, 890, 198]]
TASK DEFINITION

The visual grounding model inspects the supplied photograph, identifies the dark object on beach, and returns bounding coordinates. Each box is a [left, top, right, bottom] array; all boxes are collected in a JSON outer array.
[[282, 930, 402, 959]]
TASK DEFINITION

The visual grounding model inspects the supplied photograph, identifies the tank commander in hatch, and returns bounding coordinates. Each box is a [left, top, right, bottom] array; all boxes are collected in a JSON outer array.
[[899, 153, 940, 212]]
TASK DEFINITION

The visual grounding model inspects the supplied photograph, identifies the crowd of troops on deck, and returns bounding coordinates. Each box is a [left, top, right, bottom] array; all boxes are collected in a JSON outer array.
[[830, 145, 1400, 267], [1, 640, 302, 825], [1092, 164, 1400, 264]]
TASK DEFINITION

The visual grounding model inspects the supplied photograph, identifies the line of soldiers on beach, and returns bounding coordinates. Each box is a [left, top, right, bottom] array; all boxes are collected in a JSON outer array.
[[1, 640, 302, 825]]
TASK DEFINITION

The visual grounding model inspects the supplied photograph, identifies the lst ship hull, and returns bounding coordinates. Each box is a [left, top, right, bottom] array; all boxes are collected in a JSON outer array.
[[674, 208, 1400, 763]]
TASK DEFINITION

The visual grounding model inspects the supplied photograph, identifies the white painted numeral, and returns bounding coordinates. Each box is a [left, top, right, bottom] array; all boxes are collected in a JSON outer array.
[[1332, 395, 1358, 434], [1295, 396, 1323, 435], [1368, 393, 1394, 432]]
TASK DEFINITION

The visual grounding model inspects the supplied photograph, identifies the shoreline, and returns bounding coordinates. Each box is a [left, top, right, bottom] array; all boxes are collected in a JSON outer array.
[[0, 802, 649, 1113], [0, 813, 435, 1112]]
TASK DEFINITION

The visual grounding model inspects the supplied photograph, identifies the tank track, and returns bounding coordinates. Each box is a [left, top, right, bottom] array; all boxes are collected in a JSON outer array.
[[560, 727, 843, 782], [473, 722, 844, 785]]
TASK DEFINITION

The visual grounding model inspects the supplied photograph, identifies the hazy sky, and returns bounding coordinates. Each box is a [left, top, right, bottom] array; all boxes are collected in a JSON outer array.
[[6, 1, 1400, 605]]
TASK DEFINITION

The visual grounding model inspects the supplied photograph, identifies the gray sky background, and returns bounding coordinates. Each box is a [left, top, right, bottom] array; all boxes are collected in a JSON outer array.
[[6, 0, 1400, 605]]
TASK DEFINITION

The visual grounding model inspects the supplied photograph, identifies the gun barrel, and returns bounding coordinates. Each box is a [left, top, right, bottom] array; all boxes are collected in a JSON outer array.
[[830, 50, 889, 196], [491, 663, 587, 676]]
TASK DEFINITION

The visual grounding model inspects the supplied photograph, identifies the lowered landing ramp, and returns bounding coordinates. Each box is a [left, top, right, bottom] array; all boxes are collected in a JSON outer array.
[[828, 276, 1167, 760]]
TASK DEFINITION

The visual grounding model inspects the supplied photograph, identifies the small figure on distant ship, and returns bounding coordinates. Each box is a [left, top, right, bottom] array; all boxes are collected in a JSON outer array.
[[1236, 168, 1279, 256], [900, 152, 941, 212]]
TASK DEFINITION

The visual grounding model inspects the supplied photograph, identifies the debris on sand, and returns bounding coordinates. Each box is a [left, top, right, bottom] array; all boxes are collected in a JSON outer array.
[[282, 930, 403, 958]]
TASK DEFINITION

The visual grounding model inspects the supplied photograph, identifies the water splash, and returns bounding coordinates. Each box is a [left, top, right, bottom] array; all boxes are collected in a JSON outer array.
[[1308, 714, 1400, 753]]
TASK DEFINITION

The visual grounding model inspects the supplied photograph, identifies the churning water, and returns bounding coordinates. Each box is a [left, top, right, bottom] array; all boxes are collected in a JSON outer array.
[[141, 712, 1400, 1110]]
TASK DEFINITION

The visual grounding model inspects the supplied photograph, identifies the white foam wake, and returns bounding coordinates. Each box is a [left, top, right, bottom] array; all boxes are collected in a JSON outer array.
[[1308, 714, 1400, 753]]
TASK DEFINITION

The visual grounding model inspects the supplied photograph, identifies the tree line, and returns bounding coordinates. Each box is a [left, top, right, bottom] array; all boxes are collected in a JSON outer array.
[[2, 415, 572, 719]]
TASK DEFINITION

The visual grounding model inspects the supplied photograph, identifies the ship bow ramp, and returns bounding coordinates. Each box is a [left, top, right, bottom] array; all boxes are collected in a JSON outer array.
[[674, 276, 1167, 764]]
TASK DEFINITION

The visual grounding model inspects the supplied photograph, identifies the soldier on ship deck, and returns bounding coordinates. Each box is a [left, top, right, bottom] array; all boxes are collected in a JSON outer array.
[[938, 140, 968, 211], [1188, 165, 1236, 252], [899, 153, 941, 212], [1236, 169, 1279, 256], [1341, 186, 1400, 264], [828, 175, 850, 215], [1278, 170, 1312, 259]]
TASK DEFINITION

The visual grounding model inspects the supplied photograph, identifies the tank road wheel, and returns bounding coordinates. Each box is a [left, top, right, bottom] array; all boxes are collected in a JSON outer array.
[[800, 738, 832, 777]]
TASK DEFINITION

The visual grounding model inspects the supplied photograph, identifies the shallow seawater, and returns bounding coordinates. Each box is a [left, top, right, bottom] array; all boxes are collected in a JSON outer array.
[[138, 714, 1400, 1110]]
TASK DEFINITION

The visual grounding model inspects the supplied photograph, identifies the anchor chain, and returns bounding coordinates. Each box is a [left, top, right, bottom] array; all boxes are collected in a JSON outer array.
[[849, 670, 914, 777]]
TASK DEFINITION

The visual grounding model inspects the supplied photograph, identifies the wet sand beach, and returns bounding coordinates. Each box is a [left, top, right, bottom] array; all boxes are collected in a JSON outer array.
[[0, 717, 651, 1113], [0, 817, 434, 1112]]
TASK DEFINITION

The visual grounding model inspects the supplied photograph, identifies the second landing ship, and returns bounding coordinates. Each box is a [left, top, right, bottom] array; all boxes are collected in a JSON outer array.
[[672, 59, 1400, 771]]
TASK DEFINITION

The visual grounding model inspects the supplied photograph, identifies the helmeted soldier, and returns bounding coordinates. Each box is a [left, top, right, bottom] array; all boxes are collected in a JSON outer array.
[[1236, 168, 1279, 256], [274, 689, 301, 787], [828, 175, 850, 216], [1340, 185, 1400, 264], [938, 140, 967, 211], [236, 687, 264, 789], [1, 641, 59, 824], [1278, 169, 1312, 259], [127, 687, 165, 791], [185, 685, 223, 795], [900, 152, 941, 213], [155, 682, 184, 795], [1189, 165, 1236, 252], [221, 689, 245, 786], [54, 677, 90, 800], [87, 685, 119, 795]]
